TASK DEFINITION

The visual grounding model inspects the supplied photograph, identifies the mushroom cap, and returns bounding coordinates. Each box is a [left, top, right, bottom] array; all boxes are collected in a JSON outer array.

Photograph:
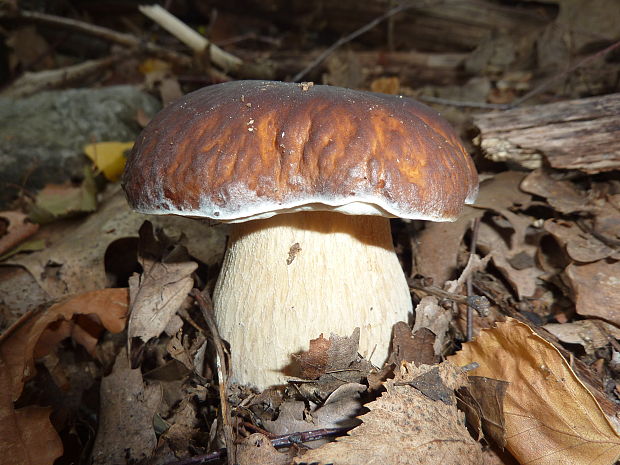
[[123, 80, 478, 223]]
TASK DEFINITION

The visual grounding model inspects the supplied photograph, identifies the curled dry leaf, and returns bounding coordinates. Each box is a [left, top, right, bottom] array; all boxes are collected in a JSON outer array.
[[416, 171, 530, 285], [0, 288, 128, 465], [412, 296, 451, 357], [564, 261, 620, 326], [0, 211, 39, 257], [543, 320, 620, 355], [296, 328, 360, 379], [544, 219, 620, 263], [449, 318, 620, 465], [296, 361, 482, 465], [477, 220, 542, 298], [390, 322, 437, 366], [520, 169, 593, 214], [128, 222, 198, 345], [264, 383, 365, 442]]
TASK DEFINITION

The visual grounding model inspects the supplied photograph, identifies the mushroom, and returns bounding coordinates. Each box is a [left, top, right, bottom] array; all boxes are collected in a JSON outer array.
[[122, 80, 478, 389]]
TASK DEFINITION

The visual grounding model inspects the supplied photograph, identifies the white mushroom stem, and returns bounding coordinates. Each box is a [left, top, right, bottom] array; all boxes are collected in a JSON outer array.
[[213, 211, 413, 389]]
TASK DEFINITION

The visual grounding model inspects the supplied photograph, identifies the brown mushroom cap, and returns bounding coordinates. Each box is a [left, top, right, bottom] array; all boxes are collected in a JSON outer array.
[[123, 80, 478, 223]]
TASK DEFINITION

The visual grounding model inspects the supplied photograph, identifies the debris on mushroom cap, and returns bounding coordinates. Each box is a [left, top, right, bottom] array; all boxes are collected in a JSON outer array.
[[122, 80, 478, 223]]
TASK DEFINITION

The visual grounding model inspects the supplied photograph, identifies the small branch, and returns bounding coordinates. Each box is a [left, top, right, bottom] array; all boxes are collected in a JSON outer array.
[[291, 0, 441, 82], [3, 9, 191, 66], [160, 427, 351, 465], [417, 95, 510, 110], [409, 278, 490, 317], [139, 4, 243, 73], [191, 289, 236, 465], [466, 217, 481, 341], [0, 54, 124, 98]]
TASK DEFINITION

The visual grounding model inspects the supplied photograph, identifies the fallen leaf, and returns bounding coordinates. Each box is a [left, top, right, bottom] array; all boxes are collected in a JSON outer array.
[[7, 189, 225, 300], [0, 211, 39, 257], [28, 168, 97, 224], [83, 141, 134, 182], [543, 320, 620, 355], [477, 220, 542, 298], [390, 321, 437, 366], [264, 383, 365, 442], [412, 296, 451, 357], [520, 169, 593, 214], [457, 376, 509, 447], [296, 362, 482, 465], [565, 261, 620, 326], [0, 288, 128, 465], [90, 350, 161, 465], [296, 328, 360, 379], [237, 433, 296, 465], [544, 219, 620, 263], [128, 222, 197, 345], [450, 318, 620, 465]]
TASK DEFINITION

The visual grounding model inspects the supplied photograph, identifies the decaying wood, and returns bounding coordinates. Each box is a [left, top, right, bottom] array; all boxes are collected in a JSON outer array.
[[473, 93, 620, 173], [206, 0, 554, 52]]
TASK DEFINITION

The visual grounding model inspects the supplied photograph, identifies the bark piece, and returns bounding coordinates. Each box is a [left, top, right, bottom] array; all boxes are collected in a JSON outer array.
[[565, 261, 620, 326], [474, 93, 620, 173]]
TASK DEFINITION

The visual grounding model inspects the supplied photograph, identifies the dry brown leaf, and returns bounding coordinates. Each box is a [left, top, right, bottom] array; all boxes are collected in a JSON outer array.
[[90, 350, 161, 465], [295, 328, 360, 379], [544, 219, 620, 263], [0, 211, 39, 257], [564, 261, 620, 326], [450, 318, 620, 465], [0, 288, 128, 465], [477, 221, 542, 298], [390, 322, 437, 366], [543, 320, 620, 355], [520, 169, 593, 214], [7, 189, 224, 299], [264, 383, 364, 441], [412, 296, 451, 356], [237, 433, 296, 465], [128, 223, 197, 344], [458, 376, 509, 447], [416, 171, 530, 285], [296, 362, 482, 465]]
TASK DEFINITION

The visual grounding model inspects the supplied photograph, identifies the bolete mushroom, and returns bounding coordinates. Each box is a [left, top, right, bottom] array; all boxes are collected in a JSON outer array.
[[122, 80, 478, 389]]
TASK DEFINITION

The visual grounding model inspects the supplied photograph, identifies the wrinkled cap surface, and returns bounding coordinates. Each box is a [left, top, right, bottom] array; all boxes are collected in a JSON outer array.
[[123, 80, 478, 223]]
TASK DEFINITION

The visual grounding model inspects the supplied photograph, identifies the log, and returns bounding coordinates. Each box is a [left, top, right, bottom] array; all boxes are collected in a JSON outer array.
[[203, 0, 554, 53], [473, 93, 620, 173]]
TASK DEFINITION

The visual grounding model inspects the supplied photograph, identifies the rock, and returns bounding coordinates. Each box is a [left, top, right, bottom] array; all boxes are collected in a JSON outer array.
[[0, 86, 161, 208]]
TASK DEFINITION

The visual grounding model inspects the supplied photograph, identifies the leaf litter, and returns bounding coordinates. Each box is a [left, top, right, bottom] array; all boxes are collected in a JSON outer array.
[[2, 3, 620, 464]]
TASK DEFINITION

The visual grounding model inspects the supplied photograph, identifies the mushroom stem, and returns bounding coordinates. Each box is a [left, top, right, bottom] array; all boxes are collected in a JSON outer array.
[[213, 211, 412, 389]]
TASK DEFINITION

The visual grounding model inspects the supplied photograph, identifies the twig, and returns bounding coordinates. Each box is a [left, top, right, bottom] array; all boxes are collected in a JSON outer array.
[[417, 95, 510, 110], [3, 10, 191, 66], [138, 4, 243, 72], [291, 0, 440, 82], [466, 217, 481, 341], [409, 278, 489, 316], [191, 289, 236, 465], [161, 427, 350, 465], [0, 54, 124, 98]]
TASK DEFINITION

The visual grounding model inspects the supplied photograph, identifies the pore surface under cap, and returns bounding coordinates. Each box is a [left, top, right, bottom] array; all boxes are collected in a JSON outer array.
[[123, 80, 478, 222]]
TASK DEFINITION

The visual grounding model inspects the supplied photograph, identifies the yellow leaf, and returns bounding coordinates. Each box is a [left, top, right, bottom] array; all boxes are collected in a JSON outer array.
[[449, 318, 620, 465], [83, 141, 133, 181]]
